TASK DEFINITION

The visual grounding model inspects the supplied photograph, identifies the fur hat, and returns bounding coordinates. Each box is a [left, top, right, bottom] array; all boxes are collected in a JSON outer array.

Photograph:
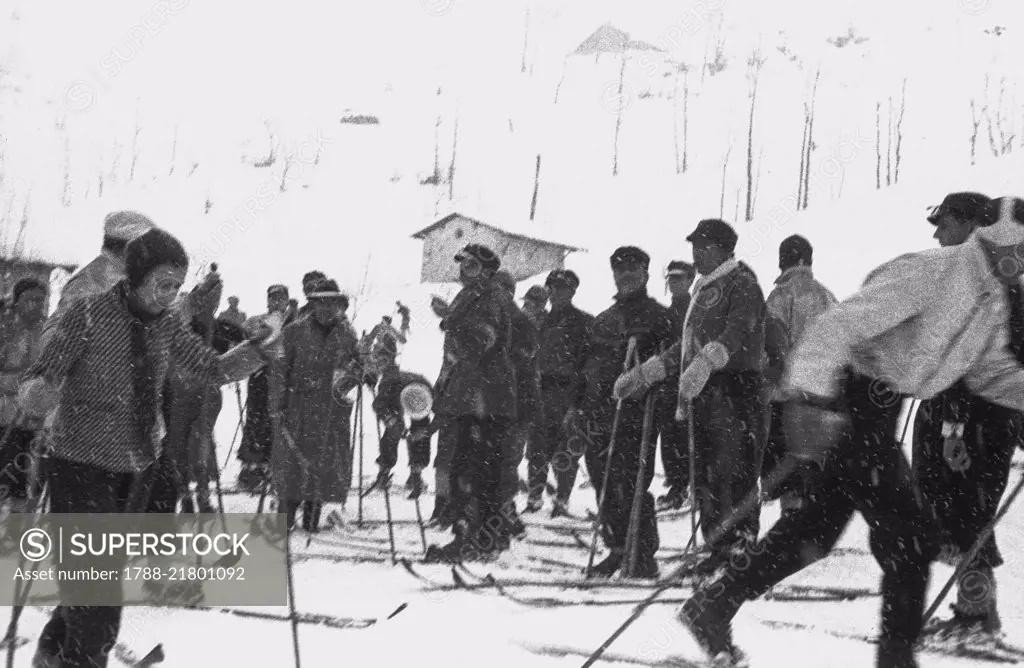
[[104, 210, 156, 243], [123, 228, 189, 287]]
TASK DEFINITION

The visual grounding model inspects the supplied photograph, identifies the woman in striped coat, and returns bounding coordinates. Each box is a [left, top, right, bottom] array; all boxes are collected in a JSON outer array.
[[18, 229, 272, 668]]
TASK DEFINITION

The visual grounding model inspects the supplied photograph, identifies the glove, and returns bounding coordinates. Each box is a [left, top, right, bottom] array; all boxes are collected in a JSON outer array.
[[612, 355, 667, 401], [430, 296, 450, 319], [941, 422, 970, 472], [190, 271, 223, 319], [782, 401, 848, 465], [18, 378, 59, 419]]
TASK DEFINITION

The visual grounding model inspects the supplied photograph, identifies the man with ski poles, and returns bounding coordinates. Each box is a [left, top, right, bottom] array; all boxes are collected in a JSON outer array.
[[614, 219, 768, 578], [912, 191, 1023, 643], [616, 196, 1024, 668], [583, 245, 675, 579]]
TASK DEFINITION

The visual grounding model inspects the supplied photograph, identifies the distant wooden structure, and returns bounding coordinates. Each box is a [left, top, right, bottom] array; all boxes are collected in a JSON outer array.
[[0, 256, 78, 312], [411, 212, 582, 283]]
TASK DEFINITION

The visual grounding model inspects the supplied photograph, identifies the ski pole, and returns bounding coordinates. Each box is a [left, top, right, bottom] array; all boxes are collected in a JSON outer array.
[[621, 386, 657, 578], [357, 386, 365, 528], [580, 455, 799, 668], [371, 394, 397, 564], [222, 406, 245, 469], [414, 496, 428, 554], [898, 398, 917, 446], [922, 467, 1024, 626], [285, 531, 303, 668], [585, 337, 638, 578], [687, 398, 698, 550]]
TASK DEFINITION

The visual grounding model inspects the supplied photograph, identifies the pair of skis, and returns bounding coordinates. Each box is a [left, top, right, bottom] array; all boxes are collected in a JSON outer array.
[[763, 619, 1024, 664]]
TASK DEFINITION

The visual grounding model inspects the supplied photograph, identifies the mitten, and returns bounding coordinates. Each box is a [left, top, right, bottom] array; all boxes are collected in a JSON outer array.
[[677, 342, 729, 400], [612, 355, 666, 400], [677, 355, 712, 400]]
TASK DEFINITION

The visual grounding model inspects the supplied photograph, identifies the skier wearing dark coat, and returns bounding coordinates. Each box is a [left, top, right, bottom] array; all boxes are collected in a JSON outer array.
[[654, 260, 693, 511], [370, 336, 433, 498], [236, 284, 291, 491], [493, 270, 540, 540], [19, 228, 271, 668], [427, 244, 517, 562], [913, 192, 1022, 640], [272, 279, 359, 531], [584, 246, 676, 579], [527, 269, 594, 516], [617, 220, 768, 569], [664, 197, 1024, 668]]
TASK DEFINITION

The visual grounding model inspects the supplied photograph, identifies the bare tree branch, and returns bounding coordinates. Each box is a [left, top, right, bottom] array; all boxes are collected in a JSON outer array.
[[894, 78, 907, 183]]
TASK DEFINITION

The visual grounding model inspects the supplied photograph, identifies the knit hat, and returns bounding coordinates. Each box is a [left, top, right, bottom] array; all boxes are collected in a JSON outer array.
[[104, 210, 156, 243], [974, 197, 1024, 247], [124, 228, 190, 287], [12, 277, 46, 303], [267, 284, 289, 298]]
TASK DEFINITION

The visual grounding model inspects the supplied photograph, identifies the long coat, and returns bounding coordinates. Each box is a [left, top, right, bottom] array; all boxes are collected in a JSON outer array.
[[272, 315, 358, 504], [434, 278, 517, 421]]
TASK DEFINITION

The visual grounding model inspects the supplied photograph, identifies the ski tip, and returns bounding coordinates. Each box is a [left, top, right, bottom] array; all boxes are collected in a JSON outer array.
[[134, 643, 165, 667], [386, 602, 408, 619]]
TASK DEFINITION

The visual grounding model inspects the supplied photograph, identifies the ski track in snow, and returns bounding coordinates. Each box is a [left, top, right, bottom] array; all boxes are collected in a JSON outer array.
[[4, 420, 1023, 667]]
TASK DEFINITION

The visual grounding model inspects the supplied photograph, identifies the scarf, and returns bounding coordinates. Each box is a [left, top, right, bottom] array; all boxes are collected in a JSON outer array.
[[675, 257, 741, 420], [119, 282, 161, 460]]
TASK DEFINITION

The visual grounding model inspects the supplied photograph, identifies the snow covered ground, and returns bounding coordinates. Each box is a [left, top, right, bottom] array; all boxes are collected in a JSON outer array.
[[3, 391, 1023, 667]]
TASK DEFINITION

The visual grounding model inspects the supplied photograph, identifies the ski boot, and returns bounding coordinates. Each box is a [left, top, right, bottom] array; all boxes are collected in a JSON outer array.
[[877, 637, 917, 668], [405, 470, 425, 500], [922, 603, 1001, 642], [523, 496, 543, 513], [550, 498, 571, 519], [366, 467, 392, 496], [656, 487, 690, 512], [678, 589, 748, 667], [587, 550, 623, 579], [30, 646, 60, 668], [196, 489, 216, 515]]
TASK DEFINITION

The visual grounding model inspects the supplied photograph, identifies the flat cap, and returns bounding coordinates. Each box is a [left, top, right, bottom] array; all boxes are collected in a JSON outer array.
[[686, 219, 738, 253], [610, 246, 650, 270], [927, 192, 991, 225], [545, 269, 580, 289], [454, 243, 501, 273]]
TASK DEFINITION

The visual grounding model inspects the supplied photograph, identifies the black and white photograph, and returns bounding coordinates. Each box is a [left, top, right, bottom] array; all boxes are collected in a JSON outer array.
[[0, 0, 1023, 666]]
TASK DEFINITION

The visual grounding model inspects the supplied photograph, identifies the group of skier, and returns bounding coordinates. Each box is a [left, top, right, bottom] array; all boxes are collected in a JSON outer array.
[[409, 191, 1024, 668], [1, 189, 1023, 667]]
